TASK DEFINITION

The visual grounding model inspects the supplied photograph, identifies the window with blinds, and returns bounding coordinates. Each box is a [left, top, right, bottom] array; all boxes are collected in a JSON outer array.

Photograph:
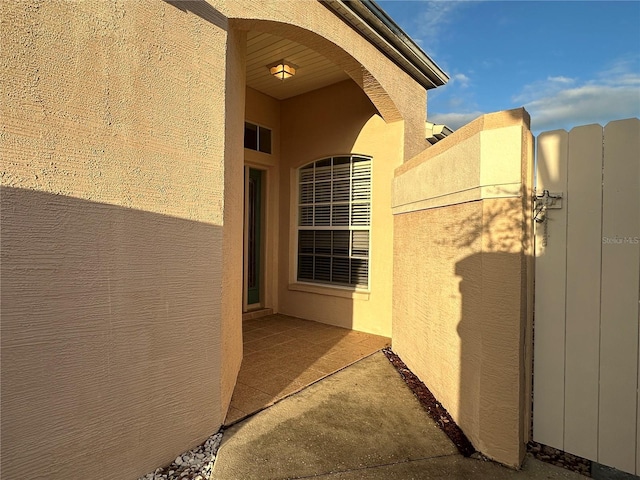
[[297, 155, 371, 288]]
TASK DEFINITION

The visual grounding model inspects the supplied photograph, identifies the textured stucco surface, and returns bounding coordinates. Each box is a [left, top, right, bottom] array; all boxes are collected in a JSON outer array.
[[278, 80, 403, 337], [1, 1, 230, 478], [220, 26, 246, 422], [1, 188, 223, 479], [392, 111, 534, 467], [2, 0, 438, 476], [392, 125, 524, 214]]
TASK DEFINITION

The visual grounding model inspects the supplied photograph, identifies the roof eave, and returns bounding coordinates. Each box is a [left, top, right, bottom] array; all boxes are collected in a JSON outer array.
[[322, 0, 449, 90]]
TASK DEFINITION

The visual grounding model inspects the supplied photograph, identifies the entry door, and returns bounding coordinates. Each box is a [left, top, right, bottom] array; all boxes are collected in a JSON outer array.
[[245, 167, 263, 307]]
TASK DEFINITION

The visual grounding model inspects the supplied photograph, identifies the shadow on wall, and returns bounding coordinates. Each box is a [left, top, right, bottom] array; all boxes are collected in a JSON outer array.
[[442, 195, 532, 253], [452, 197, 531, 465], [392, 107, 534, 467], [1, 186, 224, 480]]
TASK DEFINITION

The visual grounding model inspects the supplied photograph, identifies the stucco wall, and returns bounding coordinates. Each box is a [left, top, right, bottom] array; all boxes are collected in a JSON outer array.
[[2, 0, 439, 476], [1, 1, 233, 478], [220, 26, 246, 422], [391, 109, 534, 467], [278, 80, 403, 337]]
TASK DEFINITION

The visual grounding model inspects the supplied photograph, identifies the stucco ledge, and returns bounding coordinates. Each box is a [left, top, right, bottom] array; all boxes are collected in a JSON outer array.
[[288, 282, 370, 300], [392, 183, 522, 215]]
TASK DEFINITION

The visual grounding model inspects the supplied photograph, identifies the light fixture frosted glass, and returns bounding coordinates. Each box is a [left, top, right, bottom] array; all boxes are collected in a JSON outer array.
[[268, 60, 297, 80]]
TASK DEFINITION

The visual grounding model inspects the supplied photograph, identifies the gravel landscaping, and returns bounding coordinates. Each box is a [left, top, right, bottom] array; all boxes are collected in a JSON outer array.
[[527, 441, 592, 477], [138, 432, 223, 480]]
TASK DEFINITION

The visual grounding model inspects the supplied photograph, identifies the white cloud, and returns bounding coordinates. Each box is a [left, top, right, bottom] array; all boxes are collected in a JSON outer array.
[[433, 72, 471, 94], [513, 66, 640, 132], [429, 56, 640, 134], [512, 75, 577, 104], [599, 55, 639, 79], [413, 0, 475, 51], [430, 72, 471, 93], [452, 73, 471, 88], [546, 76, 574, 84], [416, 2, 459, 43], [524, 82, 640, 132], [447, 96, 466, 108], [428, 111, 484, 130]]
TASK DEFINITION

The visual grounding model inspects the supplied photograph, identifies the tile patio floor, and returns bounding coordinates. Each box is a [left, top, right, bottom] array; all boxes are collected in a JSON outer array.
[[225, 314, 390, 425]]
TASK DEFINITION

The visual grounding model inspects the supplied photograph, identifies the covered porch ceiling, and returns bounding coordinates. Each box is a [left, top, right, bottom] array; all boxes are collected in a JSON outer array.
[[246, 31, 351, 100]]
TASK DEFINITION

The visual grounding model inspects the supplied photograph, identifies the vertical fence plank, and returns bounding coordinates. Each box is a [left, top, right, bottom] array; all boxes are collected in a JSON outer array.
[[564, 124, 603, 460], [533, 130, 569, 450], [598, 118, 640, 473]]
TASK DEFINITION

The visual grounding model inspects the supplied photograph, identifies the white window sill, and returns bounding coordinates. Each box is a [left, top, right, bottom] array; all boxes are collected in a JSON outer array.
[[288, 282, 370, 300]]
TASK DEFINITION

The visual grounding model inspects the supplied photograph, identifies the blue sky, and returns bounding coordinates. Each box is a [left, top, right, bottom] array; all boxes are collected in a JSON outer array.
[[378, 0, 640, 134]]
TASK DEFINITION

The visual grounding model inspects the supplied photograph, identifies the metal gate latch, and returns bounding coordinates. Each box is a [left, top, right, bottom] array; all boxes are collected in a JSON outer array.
[[534, 190, 563, 223]]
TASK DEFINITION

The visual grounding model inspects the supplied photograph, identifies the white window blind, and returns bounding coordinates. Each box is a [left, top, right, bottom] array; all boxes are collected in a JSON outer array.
[[297, 156, 371, 288]]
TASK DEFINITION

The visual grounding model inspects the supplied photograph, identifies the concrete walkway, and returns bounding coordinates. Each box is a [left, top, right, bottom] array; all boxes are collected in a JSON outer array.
[[213, 352, 587, 479]]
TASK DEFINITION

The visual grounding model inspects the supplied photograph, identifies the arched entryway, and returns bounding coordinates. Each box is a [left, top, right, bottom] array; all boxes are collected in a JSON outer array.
[[227, 20, 405, 423]]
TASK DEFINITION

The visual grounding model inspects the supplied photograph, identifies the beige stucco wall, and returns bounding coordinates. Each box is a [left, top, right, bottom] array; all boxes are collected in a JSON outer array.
[[391, 109, 534, 467], [2, 0, 437, 476], [220, 26, 246, 422], [1, 1, 236, 478], [277, 80, 403, 337]]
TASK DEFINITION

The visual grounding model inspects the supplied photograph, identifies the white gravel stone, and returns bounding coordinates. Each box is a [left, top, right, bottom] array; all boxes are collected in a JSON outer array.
[[138, 431, 224, 480]]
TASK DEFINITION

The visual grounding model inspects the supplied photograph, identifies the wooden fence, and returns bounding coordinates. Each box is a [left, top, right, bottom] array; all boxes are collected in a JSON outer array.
[[533, 118, 639, 475]]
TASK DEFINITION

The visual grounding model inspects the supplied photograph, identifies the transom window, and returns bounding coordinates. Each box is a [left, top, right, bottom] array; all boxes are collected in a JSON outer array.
[[244, 122, 271, 154], [297, 155, 371, 288]]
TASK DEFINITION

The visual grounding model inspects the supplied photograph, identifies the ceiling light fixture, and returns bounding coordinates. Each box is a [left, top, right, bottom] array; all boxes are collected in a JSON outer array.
[[269, 60, 297, 80]]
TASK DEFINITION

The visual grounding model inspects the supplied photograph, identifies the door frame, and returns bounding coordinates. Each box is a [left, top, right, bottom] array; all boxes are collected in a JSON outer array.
[[243, 165, 265, 312]]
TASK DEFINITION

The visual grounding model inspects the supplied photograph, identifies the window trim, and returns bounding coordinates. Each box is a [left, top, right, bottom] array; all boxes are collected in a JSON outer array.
[[292, 155, 373, 292]]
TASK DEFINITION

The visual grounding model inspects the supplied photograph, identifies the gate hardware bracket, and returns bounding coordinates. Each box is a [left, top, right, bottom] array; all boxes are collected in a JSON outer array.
[[533, 190, 563, 224], [534, 190, 563, 209]]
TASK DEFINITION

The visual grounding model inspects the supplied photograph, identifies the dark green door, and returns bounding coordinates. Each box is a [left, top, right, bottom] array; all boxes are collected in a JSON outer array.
[[247, 168, 262, 305]]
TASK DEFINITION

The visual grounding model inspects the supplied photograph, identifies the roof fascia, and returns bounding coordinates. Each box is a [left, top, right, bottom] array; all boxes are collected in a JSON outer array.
[[321, 0, 449, 89]]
